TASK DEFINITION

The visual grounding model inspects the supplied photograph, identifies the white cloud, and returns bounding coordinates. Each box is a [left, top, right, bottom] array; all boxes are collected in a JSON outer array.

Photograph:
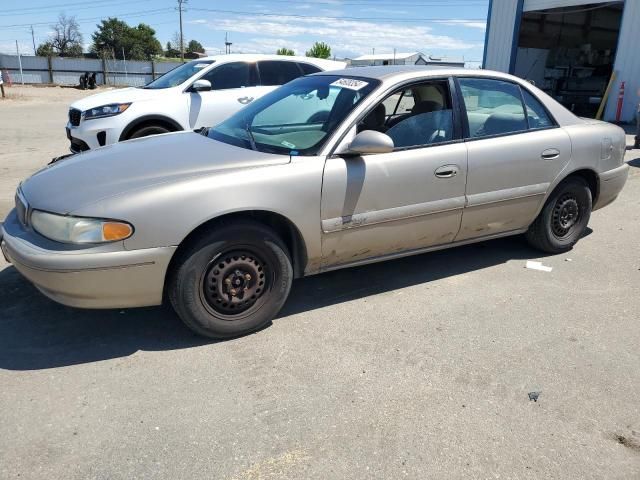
[[188, 19, 208, 25], [367, 7, 410, 15], [435, 20, 487, 30], [199, 15, 482, 57]]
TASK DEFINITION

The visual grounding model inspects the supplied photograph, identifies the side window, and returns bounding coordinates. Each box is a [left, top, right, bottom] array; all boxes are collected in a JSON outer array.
[[298, 63, 322, 75], [522, 89, 554, 129], [258, 61, 303, 86], [202, 62, 256, 90], [459, 78, 527, 138], [382, 90, 415, 121], [358, 80, 454, 149]]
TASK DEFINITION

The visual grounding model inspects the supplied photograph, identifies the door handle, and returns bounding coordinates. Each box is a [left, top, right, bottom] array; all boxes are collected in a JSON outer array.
[[434, 165, 459, 178], [237, 96, 254, 104], [541, 148, 560, 160]]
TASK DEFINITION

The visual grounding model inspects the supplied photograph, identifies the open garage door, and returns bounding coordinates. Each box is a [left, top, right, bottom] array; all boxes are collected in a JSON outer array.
[[514, 2, 623, 117]]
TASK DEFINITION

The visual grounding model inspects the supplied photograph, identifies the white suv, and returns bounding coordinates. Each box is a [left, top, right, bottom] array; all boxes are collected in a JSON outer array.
[[65, 54, 346, 153]]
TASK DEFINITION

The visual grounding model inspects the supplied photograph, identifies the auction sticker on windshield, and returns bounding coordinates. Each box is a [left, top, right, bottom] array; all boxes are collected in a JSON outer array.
[[330, 78, 369, 91]]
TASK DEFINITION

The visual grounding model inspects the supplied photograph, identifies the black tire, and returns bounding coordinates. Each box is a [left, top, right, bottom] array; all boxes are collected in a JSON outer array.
[[168, 221, 293, 339], [128, 125, 170, 139], [525, 177, 592, 253]]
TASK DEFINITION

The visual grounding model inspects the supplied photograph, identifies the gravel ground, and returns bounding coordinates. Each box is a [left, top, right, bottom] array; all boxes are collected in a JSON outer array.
[[1, 85, 639, 480]]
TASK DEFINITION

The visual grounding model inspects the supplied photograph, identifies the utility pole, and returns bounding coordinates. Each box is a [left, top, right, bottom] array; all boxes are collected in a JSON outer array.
[[30, 26, 36, 55], [177, 0, 187, 63], [122, 47, 128, 82], [225, 32, 232, 54], [16, 40, 24, 85]]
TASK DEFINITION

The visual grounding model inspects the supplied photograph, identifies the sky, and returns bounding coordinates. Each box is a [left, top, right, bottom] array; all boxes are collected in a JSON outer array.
[[0, 0, 489, 65]]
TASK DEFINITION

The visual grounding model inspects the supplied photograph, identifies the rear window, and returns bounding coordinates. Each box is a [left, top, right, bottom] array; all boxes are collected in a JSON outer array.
[[458, 78, 528, 138], [258, 61, 303, 86], [298, 63, 322, 75], [202, 62, 258, 90]]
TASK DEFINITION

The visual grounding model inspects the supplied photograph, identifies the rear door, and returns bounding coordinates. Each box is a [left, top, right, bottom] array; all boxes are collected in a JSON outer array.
[[188, 61, 260, 128], [455, 77, 571, 241]]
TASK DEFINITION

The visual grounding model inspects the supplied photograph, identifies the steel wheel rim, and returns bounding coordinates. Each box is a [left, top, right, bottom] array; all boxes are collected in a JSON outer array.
[[551, 194, 580, 238], [200, 248, 270, 320]]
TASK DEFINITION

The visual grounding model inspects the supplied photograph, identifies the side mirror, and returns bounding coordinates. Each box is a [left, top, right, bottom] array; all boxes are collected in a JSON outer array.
[[191, 79, 212, 92], [339, 130, 394, 156]]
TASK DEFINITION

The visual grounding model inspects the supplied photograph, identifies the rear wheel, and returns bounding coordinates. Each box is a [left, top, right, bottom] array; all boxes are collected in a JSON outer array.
[[128, 125, 171, 139], [168, 221, 293, 339], [525, 177, 592, 253]]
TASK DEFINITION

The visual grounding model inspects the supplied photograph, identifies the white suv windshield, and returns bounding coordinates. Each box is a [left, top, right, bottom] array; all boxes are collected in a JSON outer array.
[[208, 75, 379, 156], [143, 60, 214, 89]]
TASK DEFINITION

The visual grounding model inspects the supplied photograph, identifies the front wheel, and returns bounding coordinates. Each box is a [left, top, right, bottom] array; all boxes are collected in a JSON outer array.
[[128, 125, 171, 139], [525, 177, 592, 253], [168, 221, 293, 339]]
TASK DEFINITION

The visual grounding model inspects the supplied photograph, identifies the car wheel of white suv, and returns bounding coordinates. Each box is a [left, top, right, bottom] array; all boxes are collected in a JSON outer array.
[[129, 125, 171, 139]]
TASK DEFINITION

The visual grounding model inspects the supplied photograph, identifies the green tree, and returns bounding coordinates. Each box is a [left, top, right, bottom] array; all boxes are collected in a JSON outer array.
[[276, 47, 295, 56], [91, 18, 162, 60], [36, 41, 56, 57], [305, 42, 331, 59], [187, 40, 205, 54]]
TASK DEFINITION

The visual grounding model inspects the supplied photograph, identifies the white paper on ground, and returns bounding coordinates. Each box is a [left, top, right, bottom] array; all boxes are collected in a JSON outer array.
[[525, 260, 553, 272]]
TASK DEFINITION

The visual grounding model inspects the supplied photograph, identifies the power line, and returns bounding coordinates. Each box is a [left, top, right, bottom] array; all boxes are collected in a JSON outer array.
[[0, 0, 153, 17], [188, 7, 486, 23], [0, 8, 174, 29]]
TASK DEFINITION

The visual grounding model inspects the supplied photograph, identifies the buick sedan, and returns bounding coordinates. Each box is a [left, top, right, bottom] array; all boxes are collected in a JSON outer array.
[[1, 66, 629, 338]]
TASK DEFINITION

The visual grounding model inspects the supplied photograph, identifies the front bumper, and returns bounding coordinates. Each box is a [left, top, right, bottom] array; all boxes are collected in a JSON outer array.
[[1, 210, 176, 309], [593, 163, 629, 210], [66, 118, 123, 153]]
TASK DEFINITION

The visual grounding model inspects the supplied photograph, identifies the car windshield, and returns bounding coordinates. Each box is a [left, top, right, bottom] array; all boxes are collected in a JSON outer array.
[[143, 60, 214, 89], [208, 75, 379, 155]]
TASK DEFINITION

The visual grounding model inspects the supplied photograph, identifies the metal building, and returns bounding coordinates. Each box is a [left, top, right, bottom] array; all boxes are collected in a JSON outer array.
[[483, 0, 640, 122], [350, 52, 465, 68]]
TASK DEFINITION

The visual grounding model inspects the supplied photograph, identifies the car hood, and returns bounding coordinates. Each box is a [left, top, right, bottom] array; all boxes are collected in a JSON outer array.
[[70, 86, 169, 111], [21, 132, 289, 214]]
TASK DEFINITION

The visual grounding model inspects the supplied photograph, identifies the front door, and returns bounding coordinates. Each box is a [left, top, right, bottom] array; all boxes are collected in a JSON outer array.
[[320, 78, 468, 268], [455, 77, 571, 241], [188, 61, 261, 129]]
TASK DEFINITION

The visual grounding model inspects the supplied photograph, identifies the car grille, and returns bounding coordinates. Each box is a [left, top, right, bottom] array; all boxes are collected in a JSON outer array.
[[15, 190, 28, 226], [69, 108, 82, 126]]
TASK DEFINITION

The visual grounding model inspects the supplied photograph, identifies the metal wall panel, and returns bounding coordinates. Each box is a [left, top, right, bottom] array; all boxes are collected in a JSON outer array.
[[51, 57, 102, 71], [155, 62, 181, 74], [483, 0, 523, 72], [0, 54, 182, 87], [604, 0, 640, 121], [523, 0, 614, 11]]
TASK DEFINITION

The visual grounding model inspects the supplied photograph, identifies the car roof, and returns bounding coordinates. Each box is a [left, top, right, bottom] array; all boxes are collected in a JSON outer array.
[[196, 53, 346, 69], [312, 65, 516, 82]]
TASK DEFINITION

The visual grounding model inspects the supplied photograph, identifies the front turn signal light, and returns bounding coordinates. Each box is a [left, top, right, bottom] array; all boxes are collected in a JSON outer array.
[[102, 222, 134, 241]]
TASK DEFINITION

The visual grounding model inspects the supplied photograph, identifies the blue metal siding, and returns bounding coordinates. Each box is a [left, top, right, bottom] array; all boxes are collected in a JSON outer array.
[[483, 0, 522, 72], [482, 0, 494, 68], [605, 0, 640, 121], [508, 0, 525, 74]]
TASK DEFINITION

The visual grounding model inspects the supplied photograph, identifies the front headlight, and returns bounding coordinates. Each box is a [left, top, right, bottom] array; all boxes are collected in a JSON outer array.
[[83, 103, 131, 120], [31, 210, 133, 244]]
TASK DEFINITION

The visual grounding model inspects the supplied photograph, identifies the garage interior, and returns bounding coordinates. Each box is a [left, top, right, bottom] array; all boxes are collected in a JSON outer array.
[[514, 2, 623, 117]]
